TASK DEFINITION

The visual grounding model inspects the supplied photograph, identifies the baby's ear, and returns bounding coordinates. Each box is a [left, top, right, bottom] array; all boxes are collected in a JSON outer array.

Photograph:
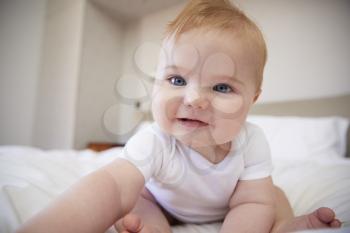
[[253, 89, 262, 103]]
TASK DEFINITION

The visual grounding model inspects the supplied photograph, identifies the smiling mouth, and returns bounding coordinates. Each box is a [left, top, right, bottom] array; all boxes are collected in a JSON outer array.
[[176, 118, 209, 128]]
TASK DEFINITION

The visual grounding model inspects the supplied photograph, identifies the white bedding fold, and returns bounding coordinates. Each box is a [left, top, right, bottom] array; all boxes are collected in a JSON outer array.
[[1, 146, 349, 233]]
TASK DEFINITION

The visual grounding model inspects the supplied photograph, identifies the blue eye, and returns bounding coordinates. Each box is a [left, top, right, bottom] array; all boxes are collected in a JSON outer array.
[[213, 83, 233, 93], [169, 76, 186, 86]]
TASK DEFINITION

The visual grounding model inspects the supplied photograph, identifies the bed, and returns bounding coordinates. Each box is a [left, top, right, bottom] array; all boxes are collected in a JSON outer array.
[[1, 94, 350, 233]]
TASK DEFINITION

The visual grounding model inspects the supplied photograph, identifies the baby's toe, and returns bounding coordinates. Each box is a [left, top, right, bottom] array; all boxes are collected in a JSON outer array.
[[330, 219, 342, 228], [315, 207, 336, 224], [123, 214, 144, 232]]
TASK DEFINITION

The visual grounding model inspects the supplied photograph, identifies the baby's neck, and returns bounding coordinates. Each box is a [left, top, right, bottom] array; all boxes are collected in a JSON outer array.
[[191, 142, 232, 164]]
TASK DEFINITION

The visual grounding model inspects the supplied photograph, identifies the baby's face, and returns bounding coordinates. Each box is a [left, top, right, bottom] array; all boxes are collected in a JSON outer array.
[[152, 28, 260, 148]]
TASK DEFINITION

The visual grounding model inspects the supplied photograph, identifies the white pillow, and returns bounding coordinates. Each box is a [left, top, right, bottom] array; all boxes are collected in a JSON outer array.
[[247, 116, 349, 161]]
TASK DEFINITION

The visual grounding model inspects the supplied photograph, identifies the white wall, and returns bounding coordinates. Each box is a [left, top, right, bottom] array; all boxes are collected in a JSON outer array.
[[33, 0, 85, 149], [74, 1, 124, 149], [114, 20, 146, 143], [0, 0, 46, 146], [235, 0, 350, 103]]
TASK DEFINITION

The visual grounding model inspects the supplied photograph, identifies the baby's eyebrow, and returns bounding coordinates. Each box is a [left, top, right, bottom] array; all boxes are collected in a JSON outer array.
[[163, 65, 175, 70], [206, 74, 245, 87], [162, 64, 195, 75], [163, 64, 187, 71]]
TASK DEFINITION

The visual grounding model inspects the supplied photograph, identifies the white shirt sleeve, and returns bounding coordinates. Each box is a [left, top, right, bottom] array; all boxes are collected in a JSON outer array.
[[239, 123, 273, 180], [117, 125, 165, 182]]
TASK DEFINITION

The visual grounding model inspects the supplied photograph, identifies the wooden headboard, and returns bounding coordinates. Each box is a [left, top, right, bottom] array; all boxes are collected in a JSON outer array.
[[250, 94, 350, 157], [250, 94, 350, 118]]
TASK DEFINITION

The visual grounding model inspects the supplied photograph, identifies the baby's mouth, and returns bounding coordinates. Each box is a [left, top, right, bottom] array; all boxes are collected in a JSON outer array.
[[176, 118, 209, 128]]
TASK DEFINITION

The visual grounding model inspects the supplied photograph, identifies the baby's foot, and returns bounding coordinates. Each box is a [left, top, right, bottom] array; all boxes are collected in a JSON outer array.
[[120, 213, 160, 233], [276, 207, 342, 233]]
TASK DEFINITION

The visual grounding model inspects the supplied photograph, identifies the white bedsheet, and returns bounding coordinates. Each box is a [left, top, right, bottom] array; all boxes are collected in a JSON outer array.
[[0, 146, 349, 233]]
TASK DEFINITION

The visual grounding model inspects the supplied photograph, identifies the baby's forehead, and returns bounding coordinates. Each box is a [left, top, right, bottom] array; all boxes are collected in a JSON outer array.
[[163, 29, 254, 61], [160, 30, 255, 72], [164, 29, 243, 50]]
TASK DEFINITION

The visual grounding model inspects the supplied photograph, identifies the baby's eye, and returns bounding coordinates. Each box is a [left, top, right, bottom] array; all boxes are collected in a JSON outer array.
[[213, 83, 233, 93], [169, 75, 187, 86]]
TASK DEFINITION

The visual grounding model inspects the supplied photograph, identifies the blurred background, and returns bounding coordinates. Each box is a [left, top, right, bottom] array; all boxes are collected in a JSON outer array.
[[1, 0, 349, 150]]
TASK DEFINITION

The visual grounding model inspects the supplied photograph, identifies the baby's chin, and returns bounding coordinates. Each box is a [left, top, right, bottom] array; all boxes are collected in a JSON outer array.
[[171, 130, 229, 148]]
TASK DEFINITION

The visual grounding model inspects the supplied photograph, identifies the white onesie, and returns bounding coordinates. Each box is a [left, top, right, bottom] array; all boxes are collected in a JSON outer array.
[[118, 121, 273, 223]]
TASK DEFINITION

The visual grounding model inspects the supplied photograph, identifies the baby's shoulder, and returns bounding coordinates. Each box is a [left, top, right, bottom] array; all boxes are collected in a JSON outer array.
[[126, 122, 174, 153], [234, 121, 269, 153], [242, 121, 266, 139]]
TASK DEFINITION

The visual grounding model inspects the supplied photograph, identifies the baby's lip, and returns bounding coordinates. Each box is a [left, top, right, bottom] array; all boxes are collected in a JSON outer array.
[[176, 117, 209, 126]]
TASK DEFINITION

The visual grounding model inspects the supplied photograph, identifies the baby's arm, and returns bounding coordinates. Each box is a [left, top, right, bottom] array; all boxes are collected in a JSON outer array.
[[220, 177, 275, 233], [16, 159, 145, 233]]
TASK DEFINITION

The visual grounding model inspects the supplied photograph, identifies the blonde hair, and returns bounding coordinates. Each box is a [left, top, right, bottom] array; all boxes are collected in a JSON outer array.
[[164, 0, 267, 90]]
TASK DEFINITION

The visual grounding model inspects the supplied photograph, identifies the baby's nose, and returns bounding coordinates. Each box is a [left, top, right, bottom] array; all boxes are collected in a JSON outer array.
[[183, 87, 209, 109]]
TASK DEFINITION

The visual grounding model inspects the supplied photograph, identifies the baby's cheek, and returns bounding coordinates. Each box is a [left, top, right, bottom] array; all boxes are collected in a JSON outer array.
[[152, 87, 183, 122], [211, 95, 244, 119], [209, 95, 246, 144], [153, 87, 183, 107]]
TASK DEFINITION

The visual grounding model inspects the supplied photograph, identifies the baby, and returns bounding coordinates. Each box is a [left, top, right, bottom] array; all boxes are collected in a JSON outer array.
[[18, 0, 342, 233]]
